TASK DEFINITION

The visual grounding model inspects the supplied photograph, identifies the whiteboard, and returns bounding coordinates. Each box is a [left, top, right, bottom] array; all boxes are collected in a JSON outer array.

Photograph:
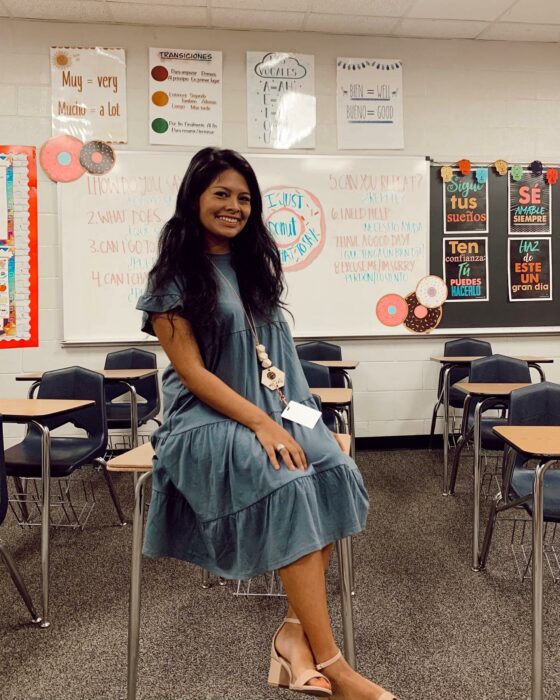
[[59, 152, 429, 343]]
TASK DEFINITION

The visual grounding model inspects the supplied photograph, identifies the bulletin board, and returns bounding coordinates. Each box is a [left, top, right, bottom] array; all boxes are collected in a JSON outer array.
[[58, 152, 430, 344], [429, 165, 560, 333]]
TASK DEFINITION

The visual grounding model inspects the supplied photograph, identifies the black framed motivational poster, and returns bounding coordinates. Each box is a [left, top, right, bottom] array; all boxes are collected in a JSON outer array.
[[508, 237, 552, 301], [443, 237, 489, 302], [508, 171, 551, 235], [443, 169, 488, 234]]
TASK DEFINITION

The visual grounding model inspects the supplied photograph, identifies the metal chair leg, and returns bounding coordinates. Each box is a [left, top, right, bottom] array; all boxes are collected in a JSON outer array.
[[127, 471, 150, 700], [0, 539, 42, 624], [336, 537, 356, 669], [96, 458, 127, 526], [428, 399, 441, 451], [448, 430, 471, 495], [201, 568, 211, 588], [479, 494, 500, 570]]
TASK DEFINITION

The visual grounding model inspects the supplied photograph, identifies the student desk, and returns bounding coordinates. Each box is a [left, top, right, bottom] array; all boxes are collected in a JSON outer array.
[[431, 356, 553, 495], [107, 438, 356, 700], [492, 425, 560, 700], [455, 382, 531, 571], [0, 398, 94, 628], [16, 369, 158, 450]]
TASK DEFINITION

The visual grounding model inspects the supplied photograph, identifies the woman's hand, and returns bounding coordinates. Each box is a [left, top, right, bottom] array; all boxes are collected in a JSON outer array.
[[255, 418, 307, 471]]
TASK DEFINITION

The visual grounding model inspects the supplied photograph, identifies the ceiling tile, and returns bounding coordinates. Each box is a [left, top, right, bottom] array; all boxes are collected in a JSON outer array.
[[406, 0, 515, 22], [2, 0, 112, 21], [310, 0, 413, 17], [212, 0, 303, 10], [501, 0, 560, 25], [394, 18, 488, 39], [109, 2, 207, 26], [478, 22, 560, 42], [306, 13, 398, 35], [210, 7, 305, 31]]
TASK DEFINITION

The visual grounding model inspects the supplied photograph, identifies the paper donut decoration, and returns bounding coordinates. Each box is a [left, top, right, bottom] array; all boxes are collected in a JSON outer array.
[[511, 164, 524, 181], [458, 159, 471, 176], [376, 293, 408, 327], [415, 275, 448, 309], [404, 292, 442, 333], [546, 168, 558, 185], [39, 135, 85, 183], [494, 159, 508, 176], [79, 140, 115, 175], [440, 165, 453, 183]]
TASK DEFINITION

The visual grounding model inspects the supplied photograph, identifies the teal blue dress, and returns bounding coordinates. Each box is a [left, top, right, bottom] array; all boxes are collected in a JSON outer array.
[[136, 252, 369, 579]]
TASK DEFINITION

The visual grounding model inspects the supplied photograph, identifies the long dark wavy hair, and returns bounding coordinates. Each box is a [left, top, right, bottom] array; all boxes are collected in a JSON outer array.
[[148, 147, 286, 343]]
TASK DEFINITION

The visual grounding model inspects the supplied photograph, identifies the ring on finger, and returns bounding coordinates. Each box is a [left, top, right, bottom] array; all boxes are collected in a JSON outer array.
[[275, 443, 286, 452]]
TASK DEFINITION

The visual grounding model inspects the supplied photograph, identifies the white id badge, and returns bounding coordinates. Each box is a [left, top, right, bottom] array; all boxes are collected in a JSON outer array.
[[281, 401, 322, 429]]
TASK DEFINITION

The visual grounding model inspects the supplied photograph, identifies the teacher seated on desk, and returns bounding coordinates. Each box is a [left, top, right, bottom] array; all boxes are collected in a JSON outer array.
[[136, 147, 398, 700]]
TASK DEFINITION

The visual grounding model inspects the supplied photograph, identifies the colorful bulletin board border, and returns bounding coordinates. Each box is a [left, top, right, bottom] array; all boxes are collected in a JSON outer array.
[[0, 145, 38, 348]]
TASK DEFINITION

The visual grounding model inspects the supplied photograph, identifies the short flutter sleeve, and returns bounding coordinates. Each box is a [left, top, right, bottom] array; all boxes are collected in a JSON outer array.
[[136, 279, 184, 336]]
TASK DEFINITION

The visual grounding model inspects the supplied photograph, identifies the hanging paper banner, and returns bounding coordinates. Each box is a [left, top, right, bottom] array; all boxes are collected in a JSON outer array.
[[0, 146, 38, 347], [50, 47, 127, 143], [443, 169, 488, 234], [508, 237, 552, 301], [247, 52, 316, 149], [443, 237, 489, 302], [336, 58, 403, 150], [508, 170, 551, 235], [148, 48, 222, 146]]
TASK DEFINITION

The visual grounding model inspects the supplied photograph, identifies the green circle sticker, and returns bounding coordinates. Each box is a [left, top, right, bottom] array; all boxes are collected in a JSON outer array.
[[151, 118, 169, 134]]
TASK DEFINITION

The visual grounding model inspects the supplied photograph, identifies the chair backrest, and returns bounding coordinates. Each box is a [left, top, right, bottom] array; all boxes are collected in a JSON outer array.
[[295, 341, 345, 387], [0, 418, 7, 526], [104, 348, 160, 414], [299, 359, 332, 389], [295, 341, 342, 361], [469, 354, 531, 384], [439, 337, 493, 392], [37, 367, 108, 450], [509, 381, 560, 426]]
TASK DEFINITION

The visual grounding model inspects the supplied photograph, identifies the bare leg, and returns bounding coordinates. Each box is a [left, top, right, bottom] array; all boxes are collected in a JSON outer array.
[[278, 549, 395, 700]]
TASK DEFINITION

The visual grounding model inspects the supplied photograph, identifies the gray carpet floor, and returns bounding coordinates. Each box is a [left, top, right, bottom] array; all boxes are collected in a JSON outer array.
[[1, 448, 559, 700]]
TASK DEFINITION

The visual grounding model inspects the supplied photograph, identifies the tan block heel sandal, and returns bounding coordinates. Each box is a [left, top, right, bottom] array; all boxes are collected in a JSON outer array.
[[316, 649, 400, 700], [268, 618, 333, 697]]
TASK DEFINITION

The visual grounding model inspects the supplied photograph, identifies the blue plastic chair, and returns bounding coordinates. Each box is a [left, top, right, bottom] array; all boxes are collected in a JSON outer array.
[[299, 359, 343, 432], [296, 340, 348, 389]]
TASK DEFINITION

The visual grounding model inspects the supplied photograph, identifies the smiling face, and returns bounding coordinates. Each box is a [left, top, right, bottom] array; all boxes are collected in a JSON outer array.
[[198, 168, 252, 254]]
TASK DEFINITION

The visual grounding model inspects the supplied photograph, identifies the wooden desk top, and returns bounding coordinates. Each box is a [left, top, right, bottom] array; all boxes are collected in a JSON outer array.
[[0, 399, 94, 420], [310, 360, 359, 370], [16, 369, 157, 382], [310, 387, 353, 405], [431, 355, 554, 364], [493, 426, 560, 458], [455, 382, 531, 396], [107, 433, 352, 473]]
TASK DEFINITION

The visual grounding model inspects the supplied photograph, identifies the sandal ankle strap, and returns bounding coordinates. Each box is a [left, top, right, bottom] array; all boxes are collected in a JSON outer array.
[[283, 617, 301, 625], [316, 649, 342, 670]]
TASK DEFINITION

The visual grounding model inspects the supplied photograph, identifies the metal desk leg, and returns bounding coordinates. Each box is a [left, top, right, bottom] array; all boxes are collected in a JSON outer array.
[[529, 362, 546, 382], [336, 537, 355, 669], [442, 366, 453, 496], [119, 381, 139, 449], [532, 459, 554, 700], [128, 471, 150, 700], [472, 401, 483, 572], [33, 421, 51, 628]]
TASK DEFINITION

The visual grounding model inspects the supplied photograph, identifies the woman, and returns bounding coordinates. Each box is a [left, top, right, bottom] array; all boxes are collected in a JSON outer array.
[[136, 147, 398, 700]]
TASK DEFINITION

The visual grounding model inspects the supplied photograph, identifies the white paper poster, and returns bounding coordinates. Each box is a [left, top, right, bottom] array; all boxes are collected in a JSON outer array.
[[149, 48, 222, 146], [50, 47, 127, 143], [337, 58, 403, 150], [247, 52, 315, 149]]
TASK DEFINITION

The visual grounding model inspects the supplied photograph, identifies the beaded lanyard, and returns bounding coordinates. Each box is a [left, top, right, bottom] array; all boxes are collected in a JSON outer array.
[[210, 260, 288, 406]]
